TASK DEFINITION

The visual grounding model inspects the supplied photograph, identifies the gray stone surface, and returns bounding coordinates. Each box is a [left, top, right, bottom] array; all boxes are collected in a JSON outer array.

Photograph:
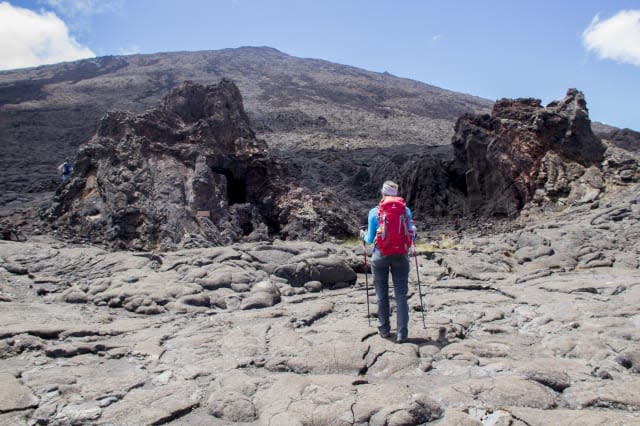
[[0, 373, 38, 413], [2, 183, 640, 424]]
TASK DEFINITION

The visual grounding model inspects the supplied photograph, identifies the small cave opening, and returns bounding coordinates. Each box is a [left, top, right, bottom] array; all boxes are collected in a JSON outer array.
[[240, 221, 253, 236], [213, 168, 247, 205], [448, 169, 468, 196]]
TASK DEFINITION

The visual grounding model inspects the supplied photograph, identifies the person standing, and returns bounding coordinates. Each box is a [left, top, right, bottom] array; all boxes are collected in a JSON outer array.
[[361, 180, 416, 343], [57, 158, 73, 182]]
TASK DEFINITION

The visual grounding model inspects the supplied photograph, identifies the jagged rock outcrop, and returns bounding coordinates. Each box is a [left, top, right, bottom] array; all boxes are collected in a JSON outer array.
[[450, 89, 608, 217], [44, 80, 359, 249]]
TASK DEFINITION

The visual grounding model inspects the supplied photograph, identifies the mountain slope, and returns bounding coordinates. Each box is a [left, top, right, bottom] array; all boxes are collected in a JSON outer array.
[[0, 46, 492, 193]]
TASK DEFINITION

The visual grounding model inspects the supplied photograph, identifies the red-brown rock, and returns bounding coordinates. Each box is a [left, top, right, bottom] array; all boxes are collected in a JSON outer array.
[[451, 89, 606, 217]]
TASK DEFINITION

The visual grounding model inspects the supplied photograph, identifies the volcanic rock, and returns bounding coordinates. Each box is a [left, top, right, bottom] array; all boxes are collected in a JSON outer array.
[[2, 180, 640, 424], [0, 47, 494, 200], [3, 46, 640, 425], [43, 80, 359, 249], [450, 89, 607, 217], [605, 128, 640, 152]]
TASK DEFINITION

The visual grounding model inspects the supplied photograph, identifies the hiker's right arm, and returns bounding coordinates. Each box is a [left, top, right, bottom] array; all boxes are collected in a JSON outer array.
[[364, 208, 378, 244]]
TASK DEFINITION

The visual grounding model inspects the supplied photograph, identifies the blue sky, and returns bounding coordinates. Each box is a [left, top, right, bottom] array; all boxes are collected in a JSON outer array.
[[1, 0, 639, 130]]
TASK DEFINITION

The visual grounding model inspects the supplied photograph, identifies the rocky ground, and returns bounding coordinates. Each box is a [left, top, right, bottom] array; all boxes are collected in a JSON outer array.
[[2, 47, 640, 426], [2, 180, 640, 425]]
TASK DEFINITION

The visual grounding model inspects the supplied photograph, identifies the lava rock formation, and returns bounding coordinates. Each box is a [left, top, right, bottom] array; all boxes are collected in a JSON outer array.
[[449, 89, 609, 217], [42, 83, 636, 250], [44, 80, 358, 249]]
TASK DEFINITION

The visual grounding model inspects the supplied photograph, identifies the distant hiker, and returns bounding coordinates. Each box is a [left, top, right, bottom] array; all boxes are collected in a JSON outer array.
[[361, 180, 416, 343], [57, 158, 73, 182]]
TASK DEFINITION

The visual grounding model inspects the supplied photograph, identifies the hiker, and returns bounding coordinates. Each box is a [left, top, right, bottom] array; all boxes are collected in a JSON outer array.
[[361, 180, 416, 343], [57, 158, 73, 182]]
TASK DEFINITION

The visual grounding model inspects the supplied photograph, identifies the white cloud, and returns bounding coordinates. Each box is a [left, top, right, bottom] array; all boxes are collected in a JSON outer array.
[[432, 34, 442, 42], [0, 2, 94, 71], [582, 9, 640, 66]]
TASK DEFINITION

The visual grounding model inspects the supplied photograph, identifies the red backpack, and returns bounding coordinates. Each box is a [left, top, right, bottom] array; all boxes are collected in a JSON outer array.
[[375, 196, 413, 256]]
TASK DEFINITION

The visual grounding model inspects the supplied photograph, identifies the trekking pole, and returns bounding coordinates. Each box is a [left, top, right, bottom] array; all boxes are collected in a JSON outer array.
[[361, 239, 371, 327], [412, 242, 426, 329]]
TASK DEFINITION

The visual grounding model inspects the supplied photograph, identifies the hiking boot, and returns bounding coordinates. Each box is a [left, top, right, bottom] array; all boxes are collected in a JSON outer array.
[[396, 336, 408, 344], [378, 328, 391, 338]]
